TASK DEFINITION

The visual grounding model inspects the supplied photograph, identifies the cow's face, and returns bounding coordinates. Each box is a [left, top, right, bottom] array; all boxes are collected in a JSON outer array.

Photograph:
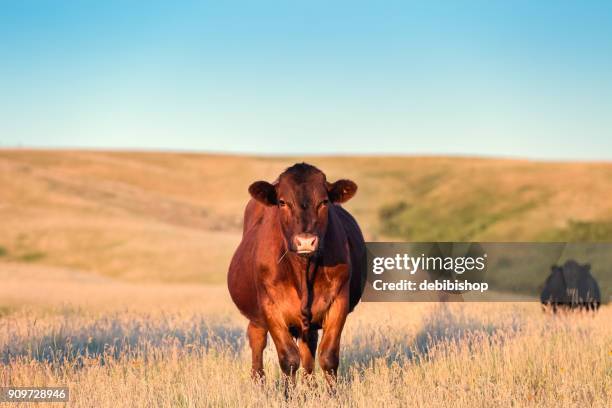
[[248, 163, 357, 256]]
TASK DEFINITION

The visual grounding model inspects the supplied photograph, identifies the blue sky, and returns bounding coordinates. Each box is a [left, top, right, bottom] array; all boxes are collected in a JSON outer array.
[[1, 1, 611, 159]]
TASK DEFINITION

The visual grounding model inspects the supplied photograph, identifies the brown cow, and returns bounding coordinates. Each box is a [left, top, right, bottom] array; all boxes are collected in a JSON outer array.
[[227, 163, 365, 385]]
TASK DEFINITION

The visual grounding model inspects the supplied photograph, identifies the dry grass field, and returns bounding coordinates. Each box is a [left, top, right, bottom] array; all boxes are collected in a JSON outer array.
[[1, 150, 611, 407], [0, 274, 610, 407]]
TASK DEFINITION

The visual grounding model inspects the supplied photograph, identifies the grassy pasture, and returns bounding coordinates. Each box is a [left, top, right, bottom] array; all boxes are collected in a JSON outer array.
[[0, 270, 610, 407], [1, 150, 611, 406]]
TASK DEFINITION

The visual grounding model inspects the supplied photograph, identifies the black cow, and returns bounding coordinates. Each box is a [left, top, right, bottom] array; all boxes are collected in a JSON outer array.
[[541, 260, 601, 312]]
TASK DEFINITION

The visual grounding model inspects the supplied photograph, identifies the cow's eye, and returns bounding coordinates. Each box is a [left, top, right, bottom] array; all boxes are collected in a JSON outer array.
[[320, 199, 329, 207], [278, 199, 287, 207]]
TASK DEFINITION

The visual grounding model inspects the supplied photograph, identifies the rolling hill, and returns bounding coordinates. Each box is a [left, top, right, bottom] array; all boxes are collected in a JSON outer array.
[[1, 149, 611, 284]]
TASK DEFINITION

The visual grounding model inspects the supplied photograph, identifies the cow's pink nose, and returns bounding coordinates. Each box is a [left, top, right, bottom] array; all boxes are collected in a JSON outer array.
[[294, 234, 319, 254]]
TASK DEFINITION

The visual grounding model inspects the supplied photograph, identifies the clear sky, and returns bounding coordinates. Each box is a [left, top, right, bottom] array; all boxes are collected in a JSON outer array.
[[1, 1, 611, 160]]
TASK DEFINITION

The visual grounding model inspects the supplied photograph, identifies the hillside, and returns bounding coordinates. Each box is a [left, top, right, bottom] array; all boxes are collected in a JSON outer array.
[[1, 150, 612, 284]]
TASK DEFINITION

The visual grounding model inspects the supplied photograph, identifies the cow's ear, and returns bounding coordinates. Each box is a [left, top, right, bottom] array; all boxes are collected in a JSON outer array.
[[248, 181, 277, 206], [327, 179, 357, 203]]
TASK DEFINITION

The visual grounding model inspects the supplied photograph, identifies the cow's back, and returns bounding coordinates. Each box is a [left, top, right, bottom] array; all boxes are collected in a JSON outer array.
[[228, 199, 268, 324], [333, 205, 366, 312], [577, 271, 601, 307], [541, 270, 567, 304]]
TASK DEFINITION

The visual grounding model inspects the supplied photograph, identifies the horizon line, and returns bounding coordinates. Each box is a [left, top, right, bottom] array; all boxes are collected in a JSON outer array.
[[1, 146, 611, 165]]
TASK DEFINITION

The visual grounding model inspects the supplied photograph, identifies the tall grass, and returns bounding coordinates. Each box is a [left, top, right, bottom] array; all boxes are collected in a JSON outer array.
[[1, 303, 610, 407]]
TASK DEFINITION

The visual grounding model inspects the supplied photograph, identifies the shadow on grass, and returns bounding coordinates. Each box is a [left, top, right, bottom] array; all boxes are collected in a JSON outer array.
[[0, 314, 244, 366], [3, 306, 524, 374], [340, 305, 522, 373]]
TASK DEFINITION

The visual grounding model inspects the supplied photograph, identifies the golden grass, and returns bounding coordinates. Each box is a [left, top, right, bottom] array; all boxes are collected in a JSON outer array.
[[0, 273, 610, 407]]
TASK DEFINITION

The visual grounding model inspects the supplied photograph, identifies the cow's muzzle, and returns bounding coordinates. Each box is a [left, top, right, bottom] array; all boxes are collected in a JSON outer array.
[[293, 233, 319, 255]]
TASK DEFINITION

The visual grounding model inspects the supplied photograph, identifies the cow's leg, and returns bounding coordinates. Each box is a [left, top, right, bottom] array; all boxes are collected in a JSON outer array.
[[247, 322, 267, 381], [265, 318, 300, 385], [318, 297, 348, 386], [299, 328, 318, 377]]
